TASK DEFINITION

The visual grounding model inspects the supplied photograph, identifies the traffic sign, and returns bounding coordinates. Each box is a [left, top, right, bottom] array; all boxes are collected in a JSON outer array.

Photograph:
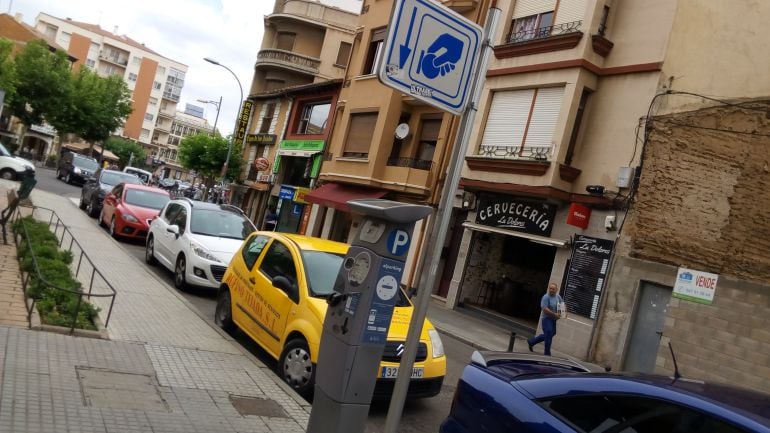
[[378, 0, 483, 115]]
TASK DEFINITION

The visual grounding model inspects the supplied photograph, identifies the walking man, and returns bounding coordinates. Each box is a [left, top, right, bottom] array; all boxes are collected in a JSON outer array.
[[527, 282, 564, 356]]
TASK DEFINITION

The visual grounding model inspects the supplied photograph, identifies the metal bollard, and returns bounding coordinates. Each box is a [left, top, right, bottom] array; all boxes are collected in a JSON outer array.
[[507, 331, 516, 352]]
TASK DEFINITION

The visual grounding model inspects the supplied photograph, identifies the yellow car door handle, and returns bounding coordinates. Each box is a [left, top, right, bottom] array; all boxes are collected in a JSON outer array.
[[249, 277, 256, 284]]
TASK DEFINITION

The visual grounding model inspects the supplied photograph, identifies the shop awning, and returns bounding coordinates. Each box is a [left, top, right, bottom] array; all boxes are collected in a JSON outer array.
[[62, 143, 119, 161], [462, 222, 569, 247], [304, 182, 387, 212]]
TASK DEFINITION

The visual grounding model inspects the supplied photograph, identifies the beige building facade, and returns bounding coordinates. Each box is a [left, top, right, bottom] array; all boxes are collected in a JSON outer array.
[[34, 13, 188, 158], [237, 0, 358, 230]]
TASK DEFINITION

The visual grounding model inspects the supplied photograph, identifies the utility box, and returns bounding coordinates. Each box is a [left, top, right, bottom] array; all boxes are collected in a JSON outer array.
[[617, 166, 635, 188], [307, 199, 432, 433]]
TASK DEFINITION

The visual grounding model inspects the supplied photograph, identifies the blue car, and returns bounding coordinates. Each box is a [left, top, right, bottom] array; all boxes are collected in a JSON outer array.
[[441, 352, 770, 433]]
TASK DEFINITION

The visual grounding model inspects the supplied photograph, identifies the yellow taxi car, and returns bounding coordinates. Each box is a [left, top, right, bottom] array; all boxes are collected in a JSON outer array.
[[214, 231, 446, 398]]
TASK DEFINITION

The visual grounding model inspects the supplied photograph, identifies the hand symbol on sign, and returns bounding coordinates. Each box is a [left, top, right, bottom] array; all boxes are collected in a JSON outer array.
[[419, 33, 464, 79]]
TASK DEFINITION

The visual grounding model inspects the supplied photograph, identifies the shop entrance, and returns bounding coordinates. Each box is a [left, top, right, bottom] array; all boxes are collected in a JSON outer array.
[[460, 231, 556, 327]]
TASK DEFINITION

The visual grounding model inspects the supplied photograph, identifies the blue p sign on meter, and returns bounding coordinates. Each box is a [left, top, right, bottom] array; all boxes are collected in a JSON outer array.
[[378, 0, 483, 115], [387, 229, 411, 256]]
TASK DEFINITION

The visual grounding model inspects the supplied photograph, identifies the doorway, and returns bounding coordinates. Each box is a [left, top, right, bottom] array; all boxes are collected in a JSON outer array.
[[623, 281, 672, 373]]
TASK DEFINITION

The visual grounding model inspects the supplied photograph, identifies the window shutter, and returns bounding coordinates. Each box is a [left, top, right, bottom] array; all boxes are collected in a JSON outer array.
[[372, 27, 387, 42], [345, 113, 378, 155], [525, 87, 564, 150], [512, 0, 557, 19], [336, 42, 352, 66], [480, 89, 535, 151], [419, 119, 442, 141]]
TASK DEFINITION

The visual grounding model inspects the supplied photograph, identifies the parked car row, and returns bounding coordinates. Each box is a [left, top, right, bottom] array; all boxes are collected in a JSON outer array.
[[0, 143, 35, 180]]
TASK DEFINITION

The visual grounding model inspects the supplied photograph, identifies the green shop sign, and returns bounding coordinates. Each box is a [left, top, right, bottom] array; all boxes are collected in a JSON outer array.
[[279, 140, 325, 152]]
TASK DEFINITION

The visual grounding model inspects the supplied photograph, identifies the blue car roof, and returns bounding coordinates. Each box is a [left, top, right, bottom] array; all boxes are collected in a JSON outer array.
[[516, 373, 770, 428]]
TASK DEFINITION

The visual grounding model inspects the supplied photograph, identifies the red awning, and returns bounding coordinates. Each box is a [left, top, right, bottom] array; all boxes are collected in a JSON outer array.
[[304, 182, 386, 212]]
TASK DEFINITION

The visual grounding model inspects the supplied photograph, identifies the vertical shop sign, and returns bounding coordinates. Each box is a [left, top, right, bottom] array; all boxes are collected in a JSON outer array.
[[563, 235, 614, 319]]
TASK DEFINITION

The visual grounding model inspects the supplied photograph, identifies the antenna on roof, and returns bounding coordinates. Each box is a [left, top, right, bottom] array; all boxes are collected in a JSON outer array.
[[668, 341, 681, 382]]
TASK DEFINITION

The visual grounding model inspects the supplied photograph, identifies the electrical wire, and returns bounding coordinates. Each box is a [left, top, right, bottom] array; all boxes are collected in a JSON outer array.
[[665, 90, 770, 114], [651, 118, 770, 137]]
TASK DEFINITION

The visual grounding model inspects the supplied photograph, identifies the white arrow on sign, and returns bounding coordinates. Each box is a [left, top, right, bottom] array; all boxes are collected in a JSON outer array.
[[378, 0, 483, 115]]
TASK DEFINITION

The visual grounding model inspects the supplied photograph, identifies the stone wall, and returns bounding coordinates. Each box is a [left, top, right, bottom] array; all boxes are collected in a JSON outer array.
[[595, 100, 770, 393]]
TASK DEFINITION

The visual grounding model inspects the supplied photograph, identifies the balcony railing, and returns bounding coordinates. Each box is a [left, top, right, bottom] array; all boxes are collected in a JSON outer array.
[[509, 20, 582, 44], [477, 144, 552, 160], [98, 52, 128, 66], [386, 156, 434, 171], [256, 49, 320, 75]]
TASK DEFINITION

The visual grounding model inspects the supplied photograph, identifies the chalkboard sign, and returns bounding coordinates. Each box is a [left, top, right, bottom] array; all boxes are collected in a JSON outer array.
[[563, 235, 614, 319]]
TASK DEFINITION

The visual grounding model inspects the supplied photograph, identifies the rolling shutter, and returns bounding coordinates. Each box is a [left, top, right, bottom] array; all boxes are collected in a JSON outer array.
[[555, 0, 587, 25], [512, 0, 557, 19], [344, 113, 378, 155], [480, 89, 535, 150], [525, 87, 564, 150]]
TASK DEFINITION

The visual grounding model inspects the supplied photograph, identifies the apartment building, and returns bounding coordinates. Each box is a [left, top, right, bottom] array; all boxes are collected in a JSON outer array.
[[237, 0, 358, 229], [153, 104, 214, 180], [34, 13, 188, 157], [421, 0, 770, 392]]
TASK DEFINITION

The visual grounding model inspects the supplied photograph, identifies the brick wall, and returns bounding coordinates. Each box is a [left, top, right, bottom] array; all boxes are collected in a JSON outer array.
[[609, 100, 770, 392]]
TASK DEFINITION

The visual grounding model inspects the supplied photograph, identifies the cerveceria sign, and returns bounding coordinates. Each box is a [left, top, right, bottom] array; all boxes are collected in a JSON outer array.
[[475, 196, 556, 236]]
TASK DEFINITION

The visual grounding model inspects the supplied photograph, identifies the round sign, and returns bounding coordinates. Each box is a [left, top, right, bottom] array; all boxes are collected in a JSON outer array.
[[254, 157, 270, 171], [376, 275, 399, 301]]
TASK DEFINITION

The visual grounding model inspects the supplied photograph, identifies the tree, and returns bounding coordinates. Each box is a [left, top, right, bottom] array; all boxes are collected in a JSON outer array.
[[5, 39, 71, 129], [104, 136, 146, 169], [178, 133, 243, 185], [0, 38, 16, 103], [79, 73, 132, 145]]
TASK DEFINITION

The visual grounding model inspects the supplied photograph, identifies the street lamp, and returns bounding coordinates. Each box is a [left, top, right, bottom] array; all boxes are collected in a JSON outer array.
[[203, 57, 244, 179], [196, 97, 222, 133]]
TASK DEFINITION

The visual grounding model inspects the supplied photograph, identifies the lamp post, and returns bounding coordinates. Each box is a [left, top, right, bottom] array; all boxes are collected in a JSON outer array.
[[196, 96, 222, 133], [203, 57, 243, 179]]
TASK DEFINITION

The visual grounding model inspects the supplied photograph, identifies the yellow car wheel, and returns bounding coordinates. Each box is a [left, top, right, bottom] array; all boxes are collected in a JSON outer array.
[[279, 338, 315, 397], [215, 289, 235, 332]]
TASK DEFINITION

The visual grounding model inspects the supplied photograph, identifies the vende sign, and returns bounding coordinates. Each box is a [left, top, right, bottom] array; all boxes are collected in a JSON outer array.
[[673, 267, 719, 305]]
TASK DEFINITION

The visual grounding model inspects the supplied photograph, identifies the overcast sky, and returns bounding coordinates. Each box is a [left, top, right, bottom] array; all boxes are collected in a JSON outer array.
[[6, 0, 361, 136]]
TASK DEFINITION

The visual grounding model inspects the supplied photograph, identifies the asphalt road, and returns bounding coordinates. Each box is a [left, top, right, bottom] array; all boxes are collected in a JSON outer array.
[[34, 165, 475, 433]]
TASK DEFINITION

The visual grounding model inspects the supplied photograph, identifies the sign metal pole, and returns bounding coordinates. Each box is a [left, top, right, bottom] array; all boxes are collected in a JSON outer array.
[[382, 5, 501, 433]]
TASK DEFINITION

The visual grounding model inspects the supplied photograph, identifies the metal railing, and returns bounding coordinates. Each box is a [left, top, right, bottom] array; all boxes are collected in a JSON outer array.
[[509, 20, 582, 44], [477, 144, 552, 160], [11, 205, 117, 334], [386, 156, 434, 171]]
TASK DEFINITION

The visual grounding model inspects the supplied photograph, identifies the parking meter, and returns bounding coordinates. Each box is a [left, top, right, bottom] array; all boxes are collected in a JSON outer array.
[[307, 199, 432, 433]]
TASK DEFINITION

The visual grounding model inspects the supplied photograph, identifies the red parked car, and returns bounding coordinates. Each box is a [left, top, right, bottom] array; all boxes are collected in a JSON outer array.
[[99, 183, 170, 240]]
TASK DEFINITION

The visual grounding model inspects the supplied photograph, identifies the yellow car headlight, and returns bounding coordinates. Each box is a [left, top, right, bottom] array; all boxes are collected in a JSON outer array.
[[428, 329, 444, 358]]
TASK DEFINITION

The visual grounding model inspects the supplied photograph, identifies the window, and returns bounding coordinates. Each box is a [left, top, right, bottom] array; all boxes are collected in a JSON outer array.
[[163, 203, 182, 222], [259, 103, 276, 134], [241, 235, 269, 270], [103, 65, 117, 75], [565, 88, 592, 166], [275, 32, 296, 51], [259, 241, 298, 294], [543, 394, 746, 433], [153, 81, 162, 90], [128, 72, 138, 82], [479, 87, 564, 159], [510, 11, 554, 43], [148, 97, 158, 107], [42, 23, 57, 39], [140, 129, 150, 140], [363, 28, 387, 75], [296, 102, 331, 135], [343, 112, 378, 158], [171, 209, 187, 234], [85, 59, 96, 69], [416, 117, 441, 168], [156, 66, 166, 76], [144, 113, 154, 121], [59, 32, 71, 47], [335, 42, 352, 67], [132, 56, 142, 65], [88, 42, 100, 58]]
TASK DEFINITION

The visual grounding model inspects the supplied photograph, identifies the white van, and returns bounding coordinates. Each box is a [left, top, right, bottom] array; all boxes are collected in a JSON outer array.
[[123, 166, 152, 184]]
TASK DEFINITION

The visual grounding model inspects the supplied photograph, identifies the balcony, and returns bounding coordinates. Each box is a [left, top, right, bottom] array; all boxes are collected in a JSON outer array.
[[98, 51, 128, 67], [439, 0, 478, 13], [157, 110, 174, 119], [465, 144, 553, 176], [495, 20, 583, 58], [386, 156, 433, 171], [256, 49, 320, 75], [161, 92, 180, 103], [154, 123, 170, 133]]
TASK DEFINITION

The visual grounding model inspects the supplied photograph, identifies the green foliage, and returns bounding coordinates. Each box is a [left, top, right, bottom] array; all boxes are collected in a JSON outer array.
[[104, 136, 147, 169], [0, 38, 16, 99], [78, 73, 133, 143], [46, 153, 58, 168], [12, 217, 99, 330], [178, 133, 244, 183], [6, 39, 71, 127]]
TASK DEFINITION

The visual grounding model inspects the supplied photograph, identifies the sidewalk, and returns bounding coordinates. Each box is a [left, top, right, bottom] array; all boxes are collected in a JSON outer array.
[[0, 186, 27, 329], [0, 181, 310, 433]]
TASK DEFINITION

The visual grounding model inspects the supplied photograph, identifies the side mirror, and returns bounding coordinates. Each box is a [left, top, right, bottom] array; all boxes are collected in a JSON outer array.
[[272, 276, 297, 300], [166, 225, 180, 237]]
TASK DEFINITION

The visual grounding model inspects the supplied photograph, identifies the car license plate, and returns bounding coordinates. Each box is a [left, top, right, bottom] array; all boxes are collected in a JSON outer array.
[[380, 366, 424, 379]]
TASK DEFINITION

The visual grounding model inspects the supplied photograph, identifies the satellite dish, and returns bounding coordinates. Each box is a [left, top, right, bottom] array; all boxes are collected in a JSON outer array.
[[395, 123, 410, 140]]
